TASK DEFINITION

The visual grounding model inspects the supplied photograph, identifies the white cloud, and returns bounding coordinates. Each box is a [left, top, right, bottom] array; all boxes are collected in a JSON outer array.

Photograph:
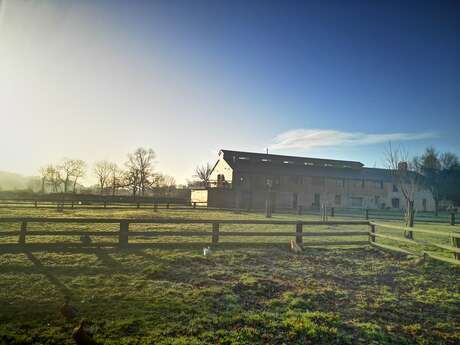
[[270, 129, 437, 150]]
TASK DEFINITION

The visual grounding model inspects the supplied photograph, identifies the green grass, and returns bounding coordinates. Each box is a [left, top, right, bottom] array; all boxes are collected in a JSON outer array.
[[0, 207, 459, 344]]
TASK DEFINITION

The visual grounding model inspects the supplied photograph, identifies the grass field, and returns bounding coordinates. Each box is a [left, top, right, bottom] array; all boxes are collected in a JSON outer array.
[[0, 207, 459, 344]]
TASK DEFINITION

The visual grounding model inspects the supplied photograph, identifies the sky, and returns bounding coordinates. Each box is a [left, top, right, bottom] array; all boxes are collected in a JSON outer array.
[[0, 0, 459, 184]]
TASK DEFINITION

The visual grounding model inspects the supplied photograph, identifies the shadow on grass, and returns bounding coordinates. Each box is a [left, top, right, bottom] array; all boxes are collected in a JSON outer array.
[[24, 251, 73, 299]]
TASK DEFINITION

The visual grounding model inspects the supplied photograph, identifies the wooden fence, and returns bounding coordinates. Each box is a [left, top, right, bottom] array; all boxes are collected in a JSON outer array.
[[369, 221, 460, 265], [0, 217, 369, 250], [0, 199, 209, 211], [0, 217, 459, 266], [1, 199, 456, 226]]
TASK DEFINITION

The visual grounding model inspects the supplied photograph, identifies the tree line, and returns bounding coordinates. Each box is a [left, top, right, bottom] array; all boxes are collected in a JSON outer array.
[[38, 147, 176, 197], [385, 144, 459, 230]]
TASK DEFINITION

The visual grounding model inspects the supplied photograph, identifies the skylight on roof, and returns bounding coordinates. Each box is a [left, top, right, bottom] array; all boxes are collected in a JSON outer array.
[[261, 158, 271, 162], [304, 162, 314, 166], [238, 156, 249, 160], [283, 160, 294, 164]]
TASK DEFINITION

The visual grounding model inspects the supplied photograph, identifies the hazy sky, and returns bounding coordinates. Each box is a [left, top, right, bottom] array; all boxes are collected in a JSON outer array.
[[1, 0, 459, 184]]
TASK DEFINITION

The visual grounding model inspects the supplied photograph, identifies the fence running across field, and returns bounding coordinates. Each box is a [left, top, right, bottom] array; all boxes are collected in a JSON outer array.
[[0, 199, 457, 225], [0, 217, 459, 265]]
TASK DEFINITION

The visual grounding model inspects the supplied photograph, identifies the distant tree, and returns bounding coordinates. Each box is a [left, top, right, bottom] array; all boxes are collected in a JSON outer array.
[[194, 163, 213, 188], [71, 160, 86, 193], [415, 148, 460, 215], [440, 152, 459, 171], [108, 162, 123, 196], [415, 147, 442, 215], [45, 165, 62, 193], [384, 143, 420, 231], [58, 159, 74, 193], [94, 160, 112, 194], [125, 148, 156, 197], [38, 166, 48, 194], [58, 158, 86, 193]]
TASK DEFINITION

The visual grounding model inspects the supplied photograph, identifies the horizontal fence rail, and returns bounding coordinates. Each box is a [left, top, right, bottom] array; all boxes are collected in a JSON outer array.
[[1, 217, 459, 266], [369, 221, 460, 265], [0, 217, 369, 250]]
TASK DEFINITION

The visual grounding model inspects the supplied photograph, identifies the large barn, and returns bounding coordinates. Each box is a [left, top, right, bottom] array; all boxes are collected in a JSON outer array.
[[191, 149, 435, 212]]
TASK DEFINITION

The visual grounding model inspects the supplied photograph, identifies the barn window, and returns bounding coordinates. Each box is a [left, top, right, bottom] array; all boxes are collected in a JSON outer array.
[[351, 197, 363, 207], [335, 195, 342, 205]]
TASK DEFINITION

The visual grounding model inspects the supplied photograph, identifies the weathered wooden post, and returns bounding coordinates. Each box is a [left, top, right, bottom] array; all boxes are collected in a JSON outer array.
[[212, 223, 220, 244], [34, 200, 38, 208], [119, 221, 129, 248], [136, 202, 140, 209], [71, 200, 74, 209], [450, 212, 456, 226], [451, 235, 460, 261], [193, 202, 197, 209], [297, 205, 303, 215], [331, 207, 335, 217], [166, 203, 170, 209], [321, 204, 328, 222], [296, 222, 303, 245], [265, 199, 272, 218], [369, 223, 376, 243], [153, 202, 158, 212], [104, 200, 107, 209], [19, 221, 27, 245], [365, 208, 369, 220]]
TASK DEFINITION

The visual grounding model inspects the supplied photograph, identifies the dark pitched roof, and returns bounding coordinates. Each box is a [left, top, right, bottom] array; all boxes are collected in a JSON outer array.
[[219, 149, 396, 182], [220, 149, 364, 168]]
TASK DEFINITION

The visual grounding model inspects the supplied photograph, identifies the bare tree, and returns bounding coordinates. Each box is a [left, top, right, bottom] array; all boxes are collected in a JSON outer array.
[[108, 162, 123, 196], [94, 160, 112, 195], [58, 159, 74, 193], [38, 166, 48, 194], [384, 143, 420, 232], [125, 148, 156, 197], [45, 165, 62, 193], [57, 158, 86, 193], [71, 160, 86, 194], [194, 163, 213, 188]]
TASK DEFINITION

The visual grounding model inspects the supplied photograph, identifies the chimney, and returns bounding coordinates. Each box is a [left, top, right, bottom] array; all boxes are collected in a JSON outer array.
[[398, 161, 408, 171]]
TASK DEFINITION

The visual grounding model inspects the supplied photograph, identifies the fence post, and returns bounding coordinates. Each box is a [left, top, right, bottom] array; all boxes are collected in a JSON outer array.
[[296, 222, 303, 245], [193, 202, 197, 209], [136, 202, 140, 209], [369, 223, 376, 243], [331, 207, 334, 217], [19, 221, 27, 245], [450, 213, 456, 226], [265, 199, 271, 218], [34, 200, 38, 208], [104, 200, 107, 209], [71, 200, 74, 208], [119, 221, 129, 248], [297, 205, 303, 215], [212, 223, 220, 244], [153, 202, 158, 212], [451, 235, 460, 260], [166, 203, 170, 209], [365, 208, 369, 220]]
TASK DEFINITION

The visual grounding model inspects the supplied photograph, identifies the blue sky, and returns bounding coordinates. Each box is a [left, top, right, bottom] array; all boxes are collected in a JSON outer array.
[[0, 0, 459, 183]]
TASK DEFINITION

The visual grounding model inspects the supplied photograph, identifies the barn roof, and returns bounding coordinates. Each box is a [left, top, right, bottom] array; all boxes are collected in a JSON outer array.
[[219, 149, 398, 182]]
